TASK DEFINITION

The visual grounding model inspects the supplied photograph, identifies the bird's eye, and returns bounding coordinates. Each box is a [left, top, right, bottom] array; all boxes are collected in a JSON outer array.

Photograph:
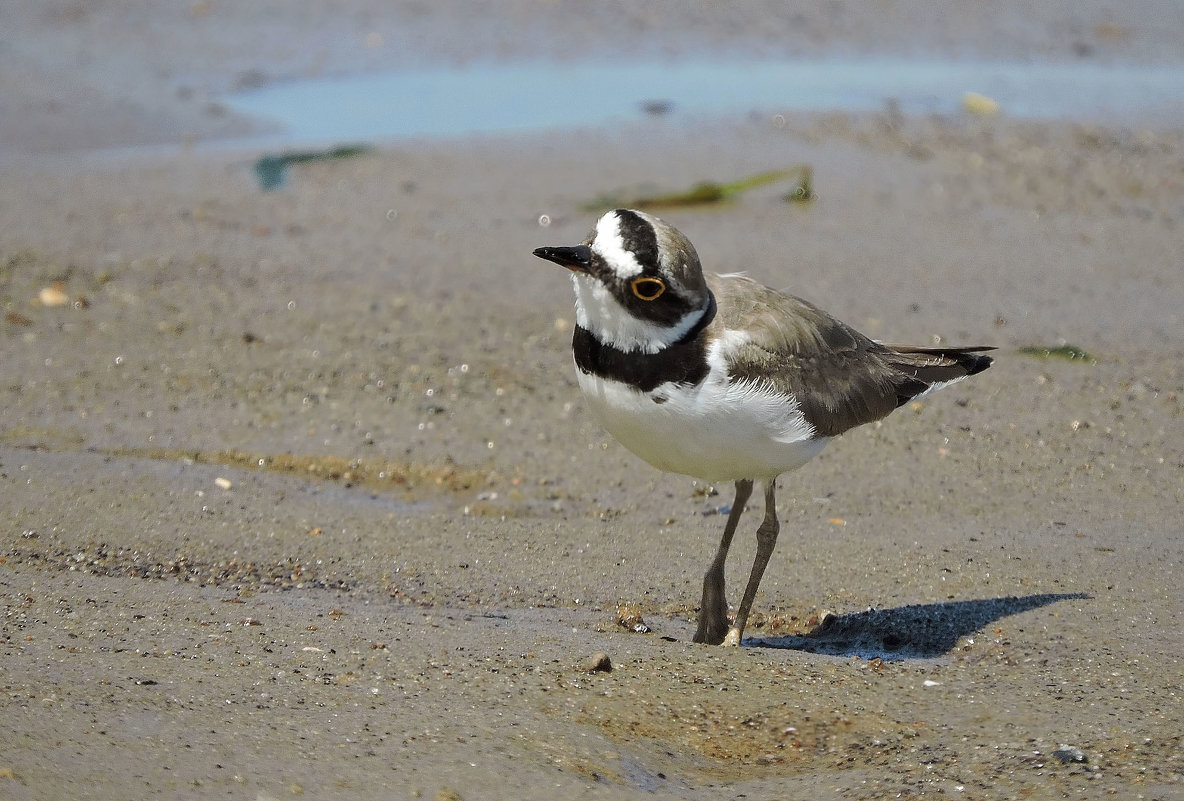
[[630, 277, 666, 301]]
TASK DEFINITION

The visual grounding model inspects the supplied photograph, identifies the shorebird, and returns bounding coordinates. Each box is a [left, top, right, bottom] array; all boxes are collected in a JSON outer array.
[[534, 209, 993, 645]]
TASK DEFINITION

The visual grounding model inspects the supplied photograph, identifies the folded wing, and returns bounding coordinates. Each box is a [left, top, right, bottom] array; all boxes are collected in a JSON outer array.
[[707, 274, 993, 438]]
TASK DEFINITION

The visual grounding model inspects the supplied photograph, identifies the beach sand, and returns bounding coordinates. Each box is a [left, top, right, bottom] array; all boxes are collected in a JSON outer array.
[[1, 3, 1181, 799]]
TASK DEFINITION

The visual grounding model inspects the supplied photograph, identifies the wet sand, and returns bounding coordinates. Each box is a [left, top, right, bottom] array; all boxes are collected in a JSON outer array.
[[2, 4, 1182, 800]]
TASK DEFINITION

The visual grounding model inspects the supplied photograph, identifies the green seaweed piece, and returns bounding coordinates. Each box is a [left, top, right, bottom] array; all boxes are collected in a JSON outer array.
[[1018, 344, 1095, 362], [253, 144, 372, 190], [632, 182, 728, 208], [785, 165, 814, 203], [584, 165, 814, 211]]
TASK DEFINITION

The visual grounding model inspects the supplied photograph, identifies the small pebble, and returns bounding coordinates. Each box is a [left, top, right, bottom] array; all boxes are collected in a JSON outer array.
[[962, 91, 1000, 116], [1052, 745, 1088, 764], [214, 477, 233, 490], [586, 652, 612, 673], [38, 284, 70, 307], [615, 603, 647, 632]]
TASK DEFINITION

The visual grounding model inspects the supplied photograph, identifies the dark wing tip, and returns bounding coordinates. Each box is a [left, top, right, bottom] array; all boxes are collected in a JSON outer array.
[[966, 351, 993, 375], [888, 344, 996, 376]]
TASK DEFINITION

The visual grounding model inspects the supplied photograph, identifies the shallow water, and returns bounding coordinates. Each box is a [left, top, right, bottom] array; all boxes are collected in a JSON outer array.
[[225, 58, 1184, 145]]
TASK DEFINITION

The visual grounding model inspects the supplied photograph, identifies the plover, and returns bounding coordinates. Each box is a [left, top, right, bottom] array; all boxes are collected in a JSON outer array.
[[534, 209, 993, 646]]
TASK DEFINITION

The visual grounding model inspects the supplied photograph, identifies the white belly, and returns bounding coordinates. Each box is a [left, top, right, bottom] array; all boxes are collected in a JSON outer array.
[[577, 370, 828, 482]]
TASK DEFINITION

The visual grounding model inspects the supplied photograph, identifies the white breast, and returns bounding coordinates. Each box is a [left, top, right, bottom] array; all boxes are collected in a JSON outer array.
[[575, 339, 829, 482]]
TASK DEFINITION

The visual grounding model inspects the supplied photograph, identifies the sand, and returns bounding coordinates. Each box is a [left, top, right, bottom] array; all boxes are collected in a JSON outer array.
[[1, 3, 1182, 800]]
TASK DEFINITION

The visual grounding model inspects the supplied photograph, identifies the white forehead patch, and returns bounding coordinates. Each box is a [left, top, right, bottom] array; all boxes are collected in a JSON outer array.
[[591, 211, 644, 279]]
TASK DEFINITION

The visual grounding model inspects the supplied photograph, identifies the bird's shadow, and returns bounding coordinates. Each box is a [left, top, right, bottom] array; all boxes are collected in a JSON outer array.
[[749, 592, 1091, 660]]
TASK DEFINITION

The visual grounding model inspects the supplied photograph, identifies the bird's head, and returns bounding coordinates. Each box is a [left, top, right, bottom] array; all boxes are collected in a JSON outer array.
[[533, 209, 711, 353]]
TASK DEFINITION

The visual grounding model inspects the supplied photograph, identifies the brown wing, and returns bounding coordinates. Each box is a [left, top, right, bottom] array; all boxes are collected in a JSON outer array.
[[706, 274, 993, 438]]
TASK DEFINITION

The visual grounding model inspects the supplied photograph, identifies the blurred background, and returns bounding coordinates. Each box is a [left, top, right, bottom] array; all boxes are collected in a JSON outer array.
[[3, 0, 1183, 159]]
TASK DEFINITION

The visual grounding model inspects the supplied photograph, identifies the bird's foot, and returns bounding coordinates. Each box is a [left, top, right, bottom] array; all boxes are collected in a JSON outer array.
[[692, 609, 730, 645]]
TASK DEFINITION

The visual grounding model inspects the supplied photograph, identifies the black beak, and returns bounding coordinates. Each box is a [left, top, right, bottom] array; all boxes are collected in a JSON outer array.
[[532, 244, 593, 273]]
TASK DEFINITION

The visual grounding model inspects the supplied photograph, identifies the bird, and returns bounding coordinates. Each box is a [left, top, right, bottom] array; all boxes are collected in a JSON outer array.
[[533, 208, 993, 646]]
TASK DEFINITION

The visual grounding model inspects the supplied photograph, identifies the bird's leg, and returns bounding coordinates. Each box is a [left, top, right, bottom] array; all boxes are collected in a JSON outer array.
[[693, 479, 753, 645], [723, 479, 780, 647]]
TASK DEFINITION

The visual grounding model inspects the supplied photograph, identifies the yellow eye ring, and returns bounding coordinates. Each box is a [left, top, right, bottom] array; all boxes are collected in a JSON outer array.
[[630, 277, 666, 301]]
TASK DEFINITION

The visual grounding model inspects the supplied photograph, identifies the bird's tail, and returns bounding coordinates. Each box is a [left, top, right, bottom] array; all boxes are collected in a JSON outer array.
[[883, 345, 994, 405]]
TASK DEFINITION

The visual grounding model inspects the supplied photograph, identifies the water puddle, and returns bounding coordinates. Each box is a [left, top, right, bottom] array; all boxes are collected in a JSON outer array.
[[224, 59, 1184, 145]]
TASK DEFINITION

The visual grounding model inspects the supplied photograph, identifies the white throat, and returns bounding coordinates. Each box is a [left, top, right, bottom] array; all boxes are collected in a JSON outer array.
[[572, 273, 707, 354]]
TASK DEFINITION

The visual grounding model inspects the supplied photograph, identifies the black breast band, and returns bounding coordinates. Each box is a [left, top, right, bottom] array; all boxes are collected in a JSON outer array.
[[572, 294, 717, 393]]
